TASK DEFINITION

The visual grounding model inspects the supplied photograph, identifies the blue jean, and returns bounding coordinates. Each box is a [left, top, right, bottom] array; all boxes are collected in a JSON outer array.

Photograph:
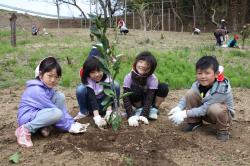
[[25, 91, 65, 133], [76, 81, 120, 115]]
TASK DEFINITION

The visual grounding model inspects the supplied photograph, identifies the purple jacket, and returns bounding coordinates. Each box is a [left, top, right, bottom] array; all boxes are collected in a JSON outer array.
[[18, 79, 74, 131]]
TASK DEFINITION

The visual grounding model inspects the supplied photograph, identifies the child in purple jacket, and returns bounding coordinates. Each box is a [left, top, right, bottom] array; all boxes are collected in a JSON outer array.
[[16, 57, 89, 148]]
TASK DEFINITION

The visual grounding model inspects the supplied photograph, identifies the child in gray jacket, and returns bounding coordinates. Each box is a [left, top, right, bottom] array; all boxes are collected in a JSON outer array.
[[168, 55, 234, 141]]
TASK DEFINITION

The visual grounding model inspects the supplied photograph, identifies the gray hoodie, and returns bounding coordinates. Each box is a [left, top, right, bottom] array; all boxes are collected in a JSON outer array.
[[178, 79, 234, 118]]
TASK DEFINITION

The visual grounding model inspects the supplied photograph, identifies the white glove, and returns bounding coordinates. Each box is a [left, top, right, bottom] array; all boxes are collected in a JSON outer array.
[[168, 110, 187, 125], [168, 106, 182, 116], [69, 122, 89, 133], [104, 109, 116, 122], [93, 115, 107, 127], [128, 115, 149, 127], [128, 116, 139, 127], [138, 116, 149, 124]]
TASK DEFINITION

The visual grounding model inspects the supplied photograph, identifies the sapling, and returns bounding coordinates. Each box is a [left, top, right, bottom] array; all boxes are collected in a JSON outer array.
[[89, 14, 132, 131]]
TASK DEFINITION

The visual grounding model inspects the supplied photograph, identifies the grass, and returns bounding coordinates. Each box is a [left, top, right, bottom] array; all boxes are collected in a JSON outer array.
[[0, 28, 250, 89]]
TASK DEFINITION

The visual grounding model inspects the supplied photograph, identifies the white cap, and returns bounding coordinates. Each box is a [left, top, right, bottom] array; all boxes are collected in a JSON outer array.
[[218, 65, 224, 73], [35, 64, 40, 78], [34, 56, 54, 78]]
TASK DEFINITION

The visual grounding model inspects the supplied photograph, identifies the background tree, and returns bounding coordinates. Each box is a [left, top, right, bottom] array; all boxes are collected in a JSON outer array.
[[58, 0, 87, 19], [97, 0, 123, 26]]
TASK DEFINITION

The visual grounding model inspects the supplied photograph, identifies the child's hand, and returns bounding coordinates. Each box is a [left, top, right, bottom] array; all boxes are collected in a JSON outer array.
[[93, 115, 107, 127], [128, 116, 139, 126], [168, 106, 182, 116], [128, 115, 149, 127], [138, 116, 149, 124], [69, 122, 89, 133], [168, 110, 187, 125], [104, 109, 116, 122]]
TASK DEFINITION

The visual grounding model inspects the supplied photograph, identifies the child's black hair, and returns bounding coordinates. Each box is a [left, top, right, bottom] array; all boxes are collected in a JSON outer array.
[[39, 57, 62, 77], [133, 51, 157, 75], [196, 55, 219, 72], [81, 57, 107, 84]]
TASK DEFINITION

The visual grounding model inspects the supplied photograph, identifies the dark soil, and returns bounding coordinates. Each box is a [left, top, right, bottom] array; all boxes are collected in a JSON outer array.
[[0, 87, 250, 166]]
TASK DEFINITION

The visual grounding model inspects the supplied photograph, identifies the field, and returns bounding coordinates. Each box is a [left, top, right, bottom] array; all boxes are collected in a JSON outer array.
[[0, 28, 250, 166]]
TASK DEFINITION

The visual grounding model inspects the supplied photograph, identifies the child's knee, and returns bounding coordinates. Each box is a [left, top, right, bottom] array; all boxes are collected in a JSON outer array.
[[51, 108, 63, 121], [54, 91, 65, 103], [207, 103, 228, 116], [185, 89, 198, 98], [157, 83, 169, 97], [76, 84, 87, 96]]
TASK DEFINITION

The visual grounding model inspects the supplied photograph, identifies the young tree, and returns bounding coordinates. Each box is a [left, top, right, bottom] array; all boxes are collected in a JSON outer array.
[[89, 14, 132, 131]]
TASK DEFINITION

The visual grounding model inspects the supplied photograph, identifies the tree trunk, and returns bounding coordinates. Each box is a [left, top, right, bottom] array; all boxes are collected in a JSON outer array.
[[239, 0, 248, 26], [98, 0, 108, 19], [229, 0, 239, 31], [170, 0, 183, 32]]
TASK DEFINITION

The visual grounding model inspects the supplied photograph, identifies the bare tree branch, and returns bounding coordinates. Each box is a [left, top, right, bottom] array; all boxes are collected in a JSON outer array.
[[211, 8, 219, 27], [59, 0, 87, 19]]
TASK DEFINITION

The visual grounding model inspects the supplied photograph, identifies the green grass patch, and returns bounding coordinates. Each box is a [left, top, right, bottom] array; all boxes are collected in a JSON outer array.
[[227, 50, 249, 57], [0, 30, 250, 89]]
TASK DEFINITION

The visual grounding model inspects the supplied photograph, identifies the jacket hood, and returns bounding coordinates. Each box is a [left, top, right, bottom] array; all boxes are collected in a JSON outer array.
[[26, 79, 48, 89]]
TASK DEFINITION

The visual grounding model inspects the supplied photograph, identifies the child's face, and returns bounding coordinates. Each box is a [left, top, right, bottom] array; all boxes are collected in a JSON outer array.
[[136, 60, 151, 75], [40, 68, 60, 88], [89, 70, 104, 82], [196, 67, 218, 87]]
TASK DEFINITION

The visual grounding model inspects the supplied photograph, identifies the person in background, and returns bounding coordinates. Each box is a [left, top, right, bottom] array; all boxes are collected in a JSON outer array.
[[227, 35, 240, 48], [117, 18, 129, 35], [214, 28, 228, 46], [192, 27, 201, 35], [31, 24, 39, 36]]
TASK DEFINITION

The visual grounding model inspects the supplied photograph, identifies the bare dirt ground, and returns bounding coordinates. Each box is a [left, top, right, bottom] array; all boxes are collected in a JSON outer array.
[[0, 86, 250, 166]]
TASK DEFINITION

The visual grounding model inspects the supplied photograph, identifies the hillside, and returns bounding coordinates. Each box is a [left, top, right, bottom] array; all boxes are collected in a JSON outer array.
[[0, 9, 85, 30]]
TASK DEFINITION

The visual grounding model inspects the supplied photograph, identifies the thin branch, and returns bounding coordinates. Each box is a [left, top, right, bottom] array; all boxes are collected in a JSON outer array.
[[211, 8, 219, 27], [58, 140, 84, 155], [59, 0, 87, 19]]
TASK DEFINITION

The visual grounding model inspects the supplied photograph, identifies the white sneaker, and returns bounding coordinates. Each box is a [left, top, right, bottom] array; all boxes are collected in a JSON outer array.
[[149, 107, 159, 120], [74, 112, 88, 120]]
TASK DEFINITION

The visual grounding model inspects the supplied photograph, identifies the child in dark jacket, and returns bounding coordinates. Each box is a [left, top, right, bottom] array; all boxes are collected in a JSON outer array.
[[168, 56, 234, 141], [123, 51, 169, 126], [227, 35, 239, 48]]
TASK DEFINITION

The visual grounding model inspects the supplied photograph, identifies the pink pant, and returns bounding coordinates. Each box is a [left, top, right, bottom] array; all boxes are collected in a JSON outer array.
[[184, 90, 231, 132]]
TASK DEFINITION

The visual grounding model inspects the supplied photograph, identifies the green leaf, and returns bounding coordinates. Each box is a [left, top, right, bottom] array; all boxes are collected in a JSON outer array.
[[120, 92, 134, 99], [104, 88, 115, 97], [103, 100, 113, 112], [98, 82, 111, 87], [93, 43, 105, 57], [90, 27, 101, 36], [115, 54, 123, 58], [88, 13, 98, 20], [101, 35, 109, 51], [9, 152, 20, 164], [111, 114, 122, 131], [101, 96, 111, 106], [95, 56, 110, 75], [112, 71, 119, 80]]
